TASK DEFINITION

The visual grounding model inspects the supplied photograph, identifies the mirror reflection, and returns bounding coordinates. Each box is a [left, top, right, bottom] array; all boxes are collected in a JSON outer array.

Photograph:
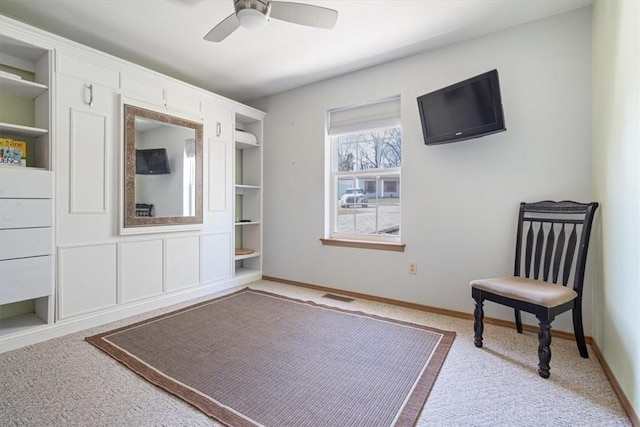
[[124, 104, 203, 230]]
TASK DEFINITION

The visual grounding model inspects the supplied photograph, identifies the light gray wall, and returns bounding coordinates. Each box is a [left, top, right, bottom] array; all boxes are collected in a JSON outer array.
[[592, 0, 639, 418], [135, 126, 187, 217], [253, 8, 593, 334]]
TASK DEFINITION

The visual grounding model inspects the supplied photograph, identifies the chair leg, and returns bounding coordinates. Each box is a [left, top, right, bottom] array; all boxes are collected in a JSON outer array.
[[473, 296, 484, 348], [572, 305, 589, 358], [537, 320, 552, 379], [514, 308, 523, 333]]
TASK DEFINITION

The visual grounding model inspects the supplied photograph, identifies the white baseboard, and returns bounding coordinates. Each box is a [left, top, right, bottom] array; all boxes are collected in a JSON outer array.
[[0, 275, 256, 353]]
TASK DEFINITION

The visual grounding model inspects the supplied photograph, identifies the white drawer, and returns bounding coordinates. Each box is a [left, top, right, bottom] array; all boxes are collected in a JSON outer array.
[[0, 199, 52, 229], [0, 228, 52, 260], [0, 168, 52, 198], [0, 256, 52, 304]]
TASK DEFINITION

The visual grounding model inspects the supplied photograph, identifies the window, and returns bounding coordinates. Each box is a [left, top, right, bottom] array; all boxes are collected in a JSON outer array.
[[326, 96, 401, 244]]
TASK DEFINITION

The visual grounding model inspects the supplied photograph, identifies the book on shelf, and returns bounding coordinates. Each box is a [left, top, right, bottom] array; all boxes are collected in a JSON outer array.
[[0, 138, 27, 166]]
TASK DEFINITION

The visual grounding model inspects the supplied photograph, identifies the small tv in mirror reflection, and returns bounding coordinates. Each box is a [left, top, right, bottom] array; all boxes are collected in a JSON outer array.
[[136, 148, 171, 175]]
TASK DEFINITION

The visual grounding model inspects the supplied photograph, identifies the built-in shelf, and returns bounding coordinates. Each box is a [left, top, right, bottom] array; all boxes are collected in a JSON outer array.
[[234, 267, 262, 280], [0, 122, 48, 137], [0, 313, 47, 337], [235, 140, 260, 150], [235, 251, 261, 261], [233, 111, 264, 280], [0, 164, 48, 171], [0, 76, 48, 99], [0, 29, 54, 342]]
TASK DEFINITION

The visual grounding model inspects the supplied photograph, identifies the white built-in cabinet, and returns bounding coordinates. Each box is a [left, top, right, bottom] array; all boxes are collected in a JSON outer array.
[[0, 31, 55, 337], [54, 54, 120, 319], [202, 102, 234, 284], [0, 15, 265, 351]]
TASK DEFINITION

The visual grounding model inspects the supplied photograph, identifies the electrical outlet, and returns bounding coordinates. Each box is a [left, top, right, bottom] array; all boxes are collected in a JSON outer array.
[[408, 261, 417, 275]]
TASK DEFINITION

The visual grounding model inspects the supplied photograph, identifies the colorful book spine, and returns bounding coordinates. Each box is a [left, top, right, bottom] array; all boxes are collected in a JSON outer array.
[[0, 138, 27, 166]]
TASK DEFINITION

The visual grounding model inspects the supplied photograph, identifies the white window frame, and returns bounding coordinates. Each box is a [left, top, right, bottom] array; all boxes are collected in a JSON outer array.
[[325, 96, 402, 244]]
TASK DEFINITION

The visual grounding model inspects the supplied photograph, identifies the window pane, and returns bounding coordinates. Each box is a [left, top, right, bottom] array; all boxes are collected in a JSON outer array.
[[337, 142, 356, 171], [334, 174, 400, 236], [357, 140, 377, 170], [337, 177, 356, 201], [374, 203, 400, 235], [379, 127, 402, 168]]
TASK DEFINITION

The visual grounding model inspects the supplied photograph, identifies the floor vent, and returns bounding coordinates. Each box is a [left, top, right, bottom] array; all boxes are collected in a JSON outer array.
[[322, 293, 355, 303]]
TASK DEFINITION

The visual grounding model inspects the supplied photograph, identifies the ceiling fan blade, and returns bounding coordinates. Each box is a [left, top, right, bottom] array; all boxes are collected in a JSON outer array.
[[204, 13, 241, 42], [270, 1, 338, 29]]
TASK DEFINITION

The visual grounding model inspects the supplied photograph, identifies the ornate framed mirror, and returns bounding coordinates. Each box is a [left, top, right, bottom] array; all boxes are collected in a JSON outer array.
[[122, 102, 203, 233]]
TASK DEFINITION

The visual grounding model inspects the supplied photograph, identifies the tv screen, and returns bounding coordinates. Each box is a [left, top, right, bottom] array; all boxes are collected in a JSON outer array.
[[135, 148, 171, 175], [417, 69, 506, 145]]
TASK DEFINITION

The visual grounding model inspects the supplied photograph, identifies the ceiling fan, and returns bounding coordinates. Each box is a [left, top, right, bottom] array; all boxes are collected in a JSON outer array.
[[204, 0, 338, 42]]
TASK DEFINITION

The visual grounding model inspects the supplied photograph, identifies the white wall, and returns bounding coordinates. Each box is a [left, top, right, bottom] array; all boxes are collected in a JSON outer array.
[[135, 126, 190, 217], [592, 0, 640, 419], [253, 7, 593, 334]]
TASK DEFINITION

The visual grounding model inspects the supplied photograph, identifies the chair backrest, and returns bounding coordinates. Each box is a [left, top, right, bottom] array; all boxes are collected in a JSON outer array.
[[514, 201, 598, 294]]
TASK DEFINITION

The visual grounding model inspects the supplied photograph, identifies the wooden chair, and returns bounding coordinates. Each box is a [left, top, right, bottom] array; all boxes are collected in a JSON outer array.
[[470, 200, 598, 378]]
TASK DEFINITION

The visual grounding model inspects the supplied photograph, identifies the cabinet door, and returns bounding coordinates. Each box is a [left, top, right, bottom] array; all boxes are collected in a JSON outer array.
[[57, 53, 119, 89], [201, 233, 231, 283], [56, 74, 118, 245], [164, 86, 201, 117], [208, 118, 233, 213], [202, 100, 234, 234], [58, 243, 117, 319]]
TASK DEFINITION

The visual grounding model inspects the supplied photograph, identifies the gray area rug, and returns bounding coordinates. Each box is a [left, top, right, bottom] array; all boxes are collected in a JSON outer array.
[[86, 288, 455, 427]]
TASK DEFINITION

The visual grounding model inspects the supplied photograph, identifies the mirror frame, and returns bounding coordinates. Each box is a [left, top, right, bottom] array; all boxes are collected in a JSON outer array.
[[122, 103, 203, 233]]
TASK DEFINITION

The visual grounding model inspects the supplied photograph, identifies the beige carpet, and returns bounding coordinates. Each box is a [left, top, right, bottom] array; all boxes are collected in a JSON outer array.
[[0, 280, 632, 426], [86, 289, 455, 426]]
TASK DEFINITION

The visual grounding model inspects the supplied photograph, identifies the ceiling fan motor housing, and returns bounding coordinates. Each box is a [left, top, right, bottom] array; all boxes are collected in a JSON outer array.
[[234, 0, 271, 29]]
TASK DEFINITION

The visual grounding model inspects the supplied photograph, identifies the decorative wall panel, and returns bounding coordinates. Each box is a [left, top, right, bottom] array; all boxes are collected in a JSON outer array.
[[120, 239, 164, 303], [209, 140, 227, 211], [69, 109, 107, 213], [58, 243, 117, 319]]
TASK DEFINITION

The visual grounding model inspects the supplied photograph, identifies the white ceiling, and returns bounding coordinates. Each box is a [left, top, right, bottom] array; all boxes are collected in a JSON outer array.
[[0, 0, 591, 103]]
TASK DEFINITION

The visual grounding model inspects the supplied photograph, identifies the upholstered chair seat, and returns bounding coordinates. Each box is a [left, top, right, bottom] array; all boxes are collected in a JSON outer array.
[[470, 277, 578, 308]]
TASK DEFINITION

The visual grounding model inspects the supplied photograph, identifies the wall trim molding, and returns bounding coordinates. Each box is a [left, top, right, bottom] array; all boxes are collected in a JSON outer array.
[[591, 340, 640, 426], [262, 275, 585, 341]]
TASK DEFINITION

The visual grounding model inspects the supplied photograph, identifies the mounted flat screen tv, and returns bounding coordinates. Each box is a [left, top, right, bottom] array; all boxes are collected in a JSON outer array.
[[417, 69, 506, 145], [135, 148, 171, 175]]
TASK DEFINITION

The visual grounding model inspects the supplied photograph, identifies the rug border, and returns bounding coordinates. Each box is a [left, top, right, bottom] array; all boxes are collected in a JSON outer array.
[[86, 287, 456, 427]]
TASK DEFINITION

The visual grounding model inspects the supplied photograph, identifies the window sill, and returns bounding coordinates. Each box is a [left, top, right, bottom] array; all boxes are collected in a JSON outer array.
[[320, 238, 405, 252]]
